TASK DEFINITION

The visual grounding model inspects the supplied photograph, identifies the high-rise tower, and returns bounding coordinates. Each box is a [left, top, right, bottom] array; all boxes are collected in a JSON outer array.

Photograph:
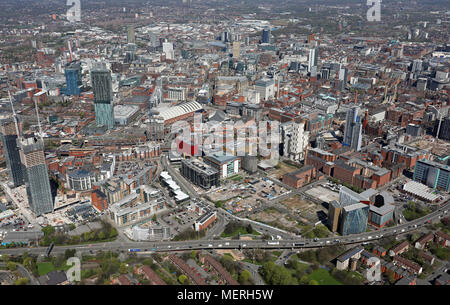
[[343, 106, 362, 152], [91, 67, 114, 129], [17, 136, 54, 216], [0, 116, 25, 187]]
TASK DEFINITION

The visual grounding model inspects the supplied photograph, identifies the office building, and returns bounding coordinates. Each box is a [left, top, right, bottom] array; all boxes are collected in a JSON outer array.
[[127, 25, 135, 44], [262, 28, 270, 43], [0, 117, 25, 187], [337, 66, 348, 91], [162, 42, 175, 60], [308, 47, 318, 73], [203, 153, 240, 179], [17, 137, 53, 216], [340, 203, 370, 235], [91, 68, 114, 129], [411, 59, 423, 73], [343, 106, 362, 151], [287, 122, 310, 161], [63, 62, 82, 96], [181, 158, 219, 189], [232, 41, 240, 59], [413, 159, 450, 192], [434, 117, 450, 141], [328, 200, 342, 232], [255, 78, 275, 101]]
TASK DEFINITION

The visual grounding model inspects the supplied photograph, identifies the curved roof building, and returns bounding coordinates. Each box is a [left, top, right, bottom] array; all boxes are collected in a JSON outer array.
[[156, 101, 203, 124]]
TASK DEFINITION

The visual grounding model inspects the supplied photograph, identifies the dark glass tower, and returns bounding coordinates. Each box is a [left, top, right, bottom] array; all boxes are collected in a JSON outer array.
[[17, 137, 53, 216], [91, 68, 114, 129], [0, 117, 25, 187], [64, 62, 82, 96], [262, 28, 270, 43]]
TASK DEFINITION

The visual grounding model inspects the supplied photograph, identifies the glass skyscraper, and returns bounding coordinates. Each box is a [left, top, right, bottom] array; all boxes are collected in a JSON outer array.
[[0, 117, 25, 187], [64, 62, 82, 96], [17, 137, 53, 216], [340, 203, 369, 235], [91, 68, 114, 129], [343, 106, 362, 152], [262, 28, 270, 43]]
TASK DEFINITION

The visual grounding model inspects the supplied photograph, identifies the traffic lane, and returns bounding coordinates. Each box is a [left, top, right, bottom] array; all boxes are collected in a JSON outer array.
[[1, 201, 448, 255]]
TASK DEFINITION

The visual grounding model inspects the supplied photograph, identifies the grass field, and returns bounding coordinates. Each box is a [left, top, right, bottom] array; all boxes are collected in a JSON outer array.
[[37, 262, 55, 276], [220, 227, 261, 238], [308, 269, 342, 285], [37, 261, 72, 276]]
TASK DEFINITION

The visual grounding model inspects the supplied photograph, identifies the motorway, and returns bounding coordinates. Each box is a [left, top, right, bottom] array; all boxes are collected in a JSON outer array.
[[1, 200, 448, 257]]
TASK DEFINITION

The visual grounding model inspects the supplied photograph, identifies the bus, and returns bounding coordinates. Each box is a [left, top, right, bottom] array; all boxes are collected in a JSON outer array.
[[128, 248, 141, 252], [293, 242, 305, 247]]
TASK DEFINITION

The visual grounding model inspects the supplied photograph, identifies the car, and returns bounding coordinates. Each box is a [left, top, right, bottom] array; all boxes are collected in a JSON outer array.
[[208, 244, 213, 247], [218, 244, 222, 247], [225, 242, 230, 246]]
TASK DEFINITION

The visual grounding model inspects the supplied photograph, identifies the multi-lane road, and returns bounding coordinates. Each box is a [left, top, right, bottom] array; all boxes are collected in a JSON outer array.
[[1, 200, 448, 257]]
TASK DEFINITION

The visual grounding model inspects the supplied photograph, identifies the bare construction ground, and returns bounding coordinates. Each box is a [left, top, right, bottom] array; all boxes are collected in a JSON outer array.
[[280, 195, 327, 225], [305, 186, 339, 203], [269, 161, 300, 179], [250, 208, 299, 232]]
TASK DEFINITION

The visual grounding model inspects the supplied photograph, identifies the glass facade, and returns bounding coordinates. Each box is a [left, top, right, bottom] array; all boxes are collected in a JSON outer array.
[[64, 63, 82, 96], [1, 133, 25, 187], [413, 159, 450, 192], [339, 186, 364, 207], [0, 118, 25, 187], [94, 102, 114, 129], [91, 69, 114, 129], [369, 210, 394, 227], [25, 163, 54, 216], [18, 138, 54, 216], [340, 203, 369, 235]]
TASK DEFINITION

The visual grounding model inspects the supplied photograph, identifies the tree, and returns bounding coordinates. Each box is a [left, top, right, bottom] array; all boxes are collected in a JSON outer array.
[[42, 226, 55, 236], [178, 274, 188, 284], [98, 231, 106, 240], [299, 275, 309, 285], [309, 279, 319, 285], [64, 249, 77, 260], [190, 250, 197, 260], [246, 224, 254, 234], [109, 228, 118, 238], [239, 269, 252, 284], [119, 263, 128, 274], [14, 278, 29, 285], [23, 257, 33, 269], [7, 261, 17, 271]]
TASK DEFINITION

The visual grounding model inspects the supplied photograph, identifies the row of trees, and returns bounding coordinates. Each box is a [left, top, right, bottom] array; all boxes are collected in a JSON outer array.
[[403, 201, 431, 221], [40, 221, 118, 247], [172, 228, 205, 241], [297, 245, 345, 266], [220, 255, 254, 285]]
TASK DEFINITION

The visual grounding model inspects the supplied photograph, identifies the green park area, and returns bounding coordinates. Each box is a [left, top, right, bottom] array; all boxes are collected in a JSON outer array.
[[221, 222, 261, 238], [307, 268, 342, 285]]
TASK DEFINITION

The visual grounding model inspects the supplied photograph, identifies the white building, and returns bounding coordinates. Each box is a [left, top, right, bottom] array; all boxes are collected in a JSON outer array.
[[283, 122, 310, 161], [255, 78, 275, 101], [166, 87, 187, 102], [162, 42, 175, 60]]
